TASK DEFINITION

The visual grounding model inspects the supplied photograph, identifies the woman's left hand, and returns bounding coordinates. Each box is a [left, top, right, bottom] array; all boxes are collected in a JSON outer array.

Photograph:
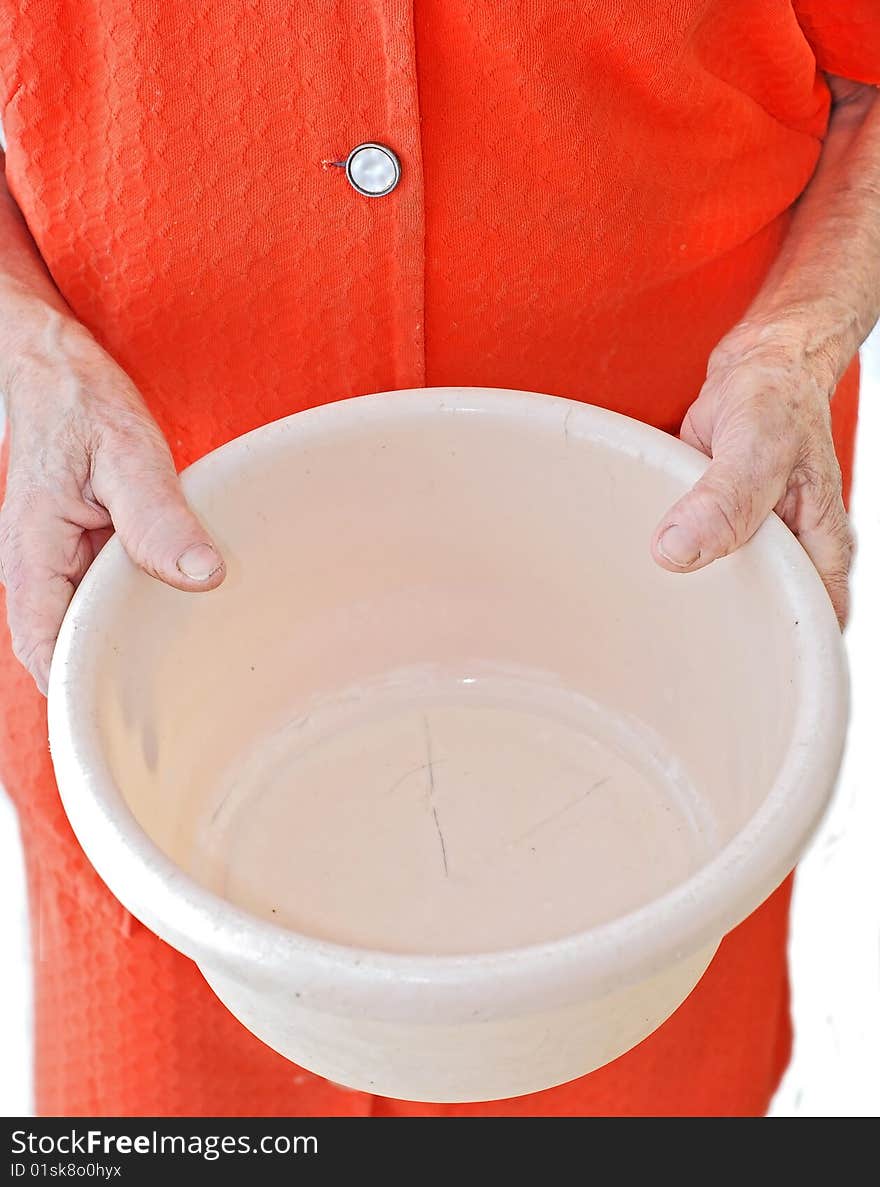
[[652, 318, 854, 627]]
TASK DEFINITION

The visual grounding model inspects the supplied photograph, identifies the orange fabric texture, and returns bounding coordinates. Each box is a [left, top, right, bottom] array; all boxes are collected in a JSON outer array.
[[0, 1, 876, 1116]]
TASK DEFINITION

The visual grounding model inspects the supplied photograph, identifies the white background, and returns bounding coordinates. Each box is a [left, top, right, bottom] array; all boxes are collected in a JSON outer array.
[[0, 333, 878, 1117]]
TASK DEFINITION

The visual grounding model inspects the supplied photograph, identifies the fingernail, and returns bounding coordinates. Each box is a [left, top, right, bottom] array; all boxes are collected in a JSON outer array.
[[658, 525, 702, 568], [176, 543, 223, 582]]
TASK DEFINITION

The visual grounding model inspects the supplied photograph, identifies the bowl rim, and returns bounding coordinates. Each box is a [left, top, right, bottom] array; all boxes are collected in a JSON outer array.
[[47, 386, 849, 1023]]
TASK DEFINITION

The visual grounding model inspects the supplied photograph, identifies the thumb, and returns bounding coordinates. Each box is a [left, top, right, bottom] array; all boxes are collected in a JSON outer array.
[[652, 430, 791, 572], [92, 441, 226, 592]]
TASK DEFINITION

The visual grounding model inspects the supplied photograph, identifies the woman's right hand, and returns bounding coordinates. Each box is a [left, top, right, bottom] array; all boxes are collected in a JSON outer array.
[[0, 309, 225, 695]]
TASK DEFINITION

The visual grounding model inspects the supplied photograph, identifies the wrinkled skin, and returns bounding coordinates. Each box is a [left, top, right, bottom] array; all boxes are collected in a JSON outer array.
[[652, 317, 853, 626], [0, 314, 225, 694]]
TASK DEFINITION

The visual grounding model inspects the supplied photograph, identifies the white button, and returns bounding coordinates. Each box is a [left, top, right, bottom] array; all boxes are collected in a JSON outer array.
[[345, 143, 401, 197]]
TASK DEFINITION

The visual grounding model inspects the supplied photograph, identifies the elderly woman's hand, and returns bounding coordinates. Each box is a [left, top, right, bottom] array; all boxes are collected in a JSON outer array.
[[652, 316, 853, 626], [0, 312, 225, 695]]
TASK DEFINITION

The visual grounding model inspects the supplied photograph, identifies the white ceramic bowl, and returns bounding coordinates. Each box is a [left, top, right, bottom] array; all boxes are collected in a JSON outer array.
[[48, 387, 848, 1103]]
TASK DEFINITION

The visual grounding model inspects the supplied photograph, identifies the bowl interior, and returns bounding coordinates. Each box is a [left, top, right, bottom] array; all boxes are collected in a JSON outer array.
[[71, 390, 830, 956]]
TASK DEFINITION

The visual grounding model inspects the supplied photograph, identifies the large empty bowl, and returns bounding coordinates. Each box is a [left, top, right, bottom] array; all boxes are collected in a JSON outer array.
[[48, 387, 848, 1102]]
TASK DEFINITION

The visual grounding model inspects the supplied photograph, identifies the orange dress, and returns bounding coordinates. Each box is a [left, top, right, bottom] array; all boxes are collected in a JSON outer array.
[[0, 1, 877, 1116]]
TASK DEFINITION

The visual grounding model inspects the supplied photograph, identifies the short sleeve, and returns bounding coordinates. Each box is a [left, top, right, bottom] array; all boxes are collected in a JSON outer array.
[[794, 1, 880, 85]]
